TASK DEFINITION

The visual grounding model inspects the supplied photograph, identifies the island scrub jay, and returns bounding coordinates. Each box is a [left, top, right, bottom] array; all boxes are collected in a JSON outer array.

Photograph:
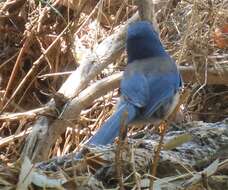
[[87, 21, 182, 146]]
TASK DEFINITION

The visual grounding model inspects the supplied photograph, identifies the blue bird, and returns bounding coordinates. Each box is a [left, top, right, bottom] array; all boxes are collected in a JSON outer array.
[[87, 21, 182, 146]]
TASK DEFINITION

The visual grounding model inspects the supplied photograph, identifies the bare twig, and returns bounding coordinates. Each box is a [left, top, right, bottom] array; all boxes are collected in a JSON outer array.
[[130, 144, 141, 190], [115, 111, 128, 190], [150, 122, 167, 190], [0, 107, 50, 121], [0, 128, 32, 148], [2, 37, 32, 107], [1, 24, 71, 113]]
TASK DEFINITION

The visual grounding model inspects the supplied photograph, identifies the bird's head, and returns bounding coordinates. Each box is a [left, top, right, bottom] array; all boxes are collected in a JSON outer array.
[[127, 21, 167, 63]]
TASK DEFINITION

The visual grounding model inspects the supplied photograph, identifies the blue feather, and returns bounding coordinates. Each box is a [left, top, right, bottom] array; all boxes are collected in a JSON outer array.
[[88, 102, 137, 145]]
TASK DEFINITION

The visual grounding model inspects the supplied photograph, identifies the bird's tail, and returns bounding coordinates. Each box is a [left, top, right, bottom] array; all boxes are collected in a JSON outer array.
[[87, 102, 137, 146]]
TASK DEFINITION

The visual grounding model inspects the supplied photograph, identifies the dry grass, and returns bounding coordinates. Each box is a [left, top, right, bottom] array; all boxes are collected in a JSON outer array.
[[0, 0, 227, 189]]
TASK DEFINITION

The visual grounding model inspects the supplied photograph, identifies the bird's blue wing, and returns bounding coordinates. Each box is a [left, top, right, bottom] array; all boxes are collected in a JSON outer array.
[[143, 73, 178, 118], [121, 73, 150, 108], [121, 71, 180, 118]]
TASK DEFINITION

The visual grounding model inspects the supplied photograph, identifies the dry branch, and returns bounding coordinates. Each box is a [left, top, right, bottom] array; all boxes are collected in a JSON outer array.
[[21, 11, 139, 162], [180, 65, 228, 85], [34, 120, 228, 189], [21, 72, 122, 162]]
